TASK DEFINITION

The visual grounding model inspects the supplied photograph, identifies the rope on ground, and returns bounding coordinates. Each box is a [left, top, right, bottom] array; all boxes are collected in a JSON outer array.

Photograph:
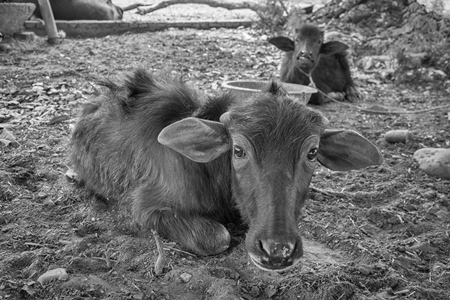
[[300, 69, 450, 115]]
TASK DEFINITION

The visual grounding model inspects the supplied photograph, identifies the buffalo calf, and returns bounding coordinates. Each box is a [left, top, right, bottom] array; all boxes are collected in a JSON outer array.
[[70, 69, 382, 271], [5, 0, 123, 20], [269, 23, 359, 105]]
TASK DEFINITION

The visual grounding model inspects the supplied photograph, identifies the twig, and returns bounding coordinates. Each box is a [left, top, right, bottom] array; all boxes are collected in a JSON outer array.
[[297, 68, 450, 115], [310, 186, 334, 196], [152, 230, 166, 275], [163, 245, 197, 257], [24, 242, 56, 248], [277, 0, 289, 16], [121, 3, 146, 11], [136, 0, 263, 15]]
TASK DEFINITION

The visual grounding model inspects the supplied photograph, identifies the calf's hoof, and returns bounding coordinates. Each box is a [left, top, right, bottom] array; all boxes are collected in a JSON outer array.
[[326, 92, 345, 102], [345, 86, 361, 102], [179, 221, 231, 256]]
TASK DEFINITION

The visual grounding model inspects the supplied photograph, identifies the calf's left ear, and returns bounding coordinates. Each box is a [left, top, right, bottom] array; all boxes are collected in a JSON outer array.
[[320, 41, 348, 55], [318, 129, 383, 171], [158, 117, 230, 163]]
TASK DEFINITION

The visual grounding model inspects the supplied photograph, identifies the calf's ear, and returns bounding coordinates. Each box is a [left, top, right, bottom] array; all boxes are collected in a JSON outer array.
[[268, 37, 295, 52], [320, 41, 348, 55], [158, 117, 230, 163], [318, 129, 383, 171]]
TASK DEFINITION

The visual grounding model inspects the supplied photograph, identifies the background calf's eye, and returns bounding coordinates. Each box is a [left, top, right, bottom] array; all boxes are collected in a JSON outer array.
[[307, 148, 318, 161], [234, 146, 246, 158]]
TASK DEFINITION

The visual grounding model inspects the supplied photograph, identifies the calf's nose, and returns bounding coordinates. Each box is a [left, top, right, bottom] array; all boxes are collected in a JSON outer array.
[[297, 50, 313, 61], [258, 238, 302, 268]]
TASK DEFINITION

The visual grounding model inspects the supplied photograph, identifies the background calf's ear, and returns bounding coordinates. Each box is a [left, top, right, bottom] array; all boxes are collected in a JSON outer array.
[[318, 129, 383, 171], [268, 37, 295, 52], [158, 117, 230, 163], [320, 41, 348, 55]]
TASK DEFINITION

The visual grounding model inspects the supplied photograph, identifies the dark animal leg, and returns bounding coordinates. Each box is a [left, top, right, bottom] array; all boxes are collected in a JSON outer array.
[[154, 212, 230, 256], [345, 85, 360, 103], [308, 93, 326, 105], [336, 52, 360, 102], [132, 187, 230, 256], [140, 209, 231, 256]]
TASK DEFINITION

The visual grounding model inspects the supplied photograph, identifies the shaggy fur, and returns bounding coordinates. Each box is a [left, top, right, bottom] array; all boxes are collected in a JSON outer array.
[[70, 68, 381, 271]]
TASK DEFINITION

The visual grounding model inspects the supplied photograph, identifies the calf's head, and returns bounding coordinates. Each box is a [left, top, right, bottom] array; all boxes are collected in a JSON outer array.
[[268, 24, 348, 74], [158, 83, 382, 271]]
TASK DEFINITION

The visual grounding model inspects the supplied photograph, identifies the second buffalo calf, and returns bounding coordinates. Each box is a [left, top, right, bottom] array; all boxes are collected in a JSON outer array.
[[269, 23, 360, 105]]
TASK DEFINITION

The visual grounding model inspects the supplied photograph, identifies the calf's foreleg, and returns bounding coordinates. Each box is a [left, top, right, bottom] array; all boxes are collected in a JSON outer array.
[[132, 187, 231, 256]]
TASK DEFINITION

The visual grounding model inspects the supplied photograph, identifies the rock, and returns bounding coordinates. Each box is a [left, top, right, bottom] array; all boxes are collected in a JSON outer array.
[[384, 130, 409, 143], [417, 0, 450, 18], [37, 268, 69, 286], [422, 190, 437, 199], [357, 264, 375, 276], [0, 3, 36, 36], [435, 209, 450, 221], [413, 148, 450, 179], [180, 272, 192, 283]]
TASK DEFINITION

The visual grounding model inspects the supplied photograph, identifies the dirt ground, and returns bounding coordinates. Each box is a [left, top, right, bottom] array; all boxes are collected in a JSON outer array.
[[1, 2, 450, 300]]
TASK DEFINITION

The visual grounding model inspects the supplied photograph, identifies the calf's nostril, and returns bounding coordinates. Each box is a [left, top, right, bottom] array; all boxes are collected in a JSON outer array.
[[260, 239, 295, 259]]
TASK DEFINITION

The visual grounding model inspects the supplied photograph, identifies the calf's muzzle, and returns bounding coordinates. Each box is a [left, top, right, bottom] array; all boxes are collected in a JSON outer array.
[[248, 232, 303, 271], [297, 50, 313, 62]]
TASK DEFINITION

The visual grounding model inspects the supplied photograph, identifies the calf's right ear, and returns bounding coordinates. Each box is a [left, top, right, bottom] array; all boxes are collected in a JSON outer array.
[[158, 117, 230, 163], [268, 37, 295, 52], [320, 41, 348, 55]]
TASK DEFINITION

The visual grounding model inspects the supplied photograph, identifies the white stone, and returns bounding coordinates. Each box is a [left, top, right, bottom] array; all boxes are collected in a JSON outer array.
[[413, 148, 450, 179], [180, 272, 192, 283], [0, 3, 35, 36], [417, 0, 450, 18]]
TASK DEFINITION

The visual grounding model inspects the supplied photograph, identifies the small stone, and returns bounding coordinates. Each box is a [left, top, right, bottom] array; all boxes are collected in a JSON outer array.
[[413, 148, 450, 179], [384, 130, 409, 143], [422, 190, 436, 199], [37, 192, 48, 200], [265, 285, 277, 298], [180, 272, 192, 283], [435, 210, 450, 221], [250, 285, 261, 297], [358, 264, 374, 276], [37, 268, 68, 286]]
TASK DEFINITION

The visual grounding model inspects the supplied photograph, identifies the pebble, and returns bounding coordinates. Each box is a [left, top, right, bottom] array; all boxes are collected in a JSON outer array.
[[413, 148, 450, 179], [357, 264, 374, 276], [250, 286, 261, 297], [422, 190, 436, 199], [435, 210, 450, 221], [180, 272, 192, 283]]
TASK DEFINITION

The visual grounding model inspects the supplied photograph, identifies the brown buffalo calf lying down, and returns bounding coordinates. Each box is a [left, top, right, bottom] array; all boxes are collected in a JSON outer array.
[[4, 0, 123, 20], [70, 69, 382, 271], [269, 23, 360, 105]]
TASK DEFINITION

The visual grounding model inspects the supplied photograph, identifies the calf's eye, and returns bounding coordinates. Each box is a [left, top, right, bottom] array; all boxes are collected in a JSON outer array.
[[234, 146, 246, 158], [307, 147, 318, 161]]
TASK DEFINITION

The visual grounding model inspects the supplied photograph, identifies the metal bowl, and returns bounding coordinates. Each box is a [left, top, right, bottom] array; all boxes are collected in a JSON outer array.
[[222, 80, 317, 104]]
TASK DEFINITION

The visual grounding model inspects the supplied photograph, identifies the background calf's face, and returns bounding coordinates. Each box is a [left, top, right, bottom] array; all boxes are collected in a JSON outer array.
[[268, 24, 349, 75], [293, 26, 325, 71]]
